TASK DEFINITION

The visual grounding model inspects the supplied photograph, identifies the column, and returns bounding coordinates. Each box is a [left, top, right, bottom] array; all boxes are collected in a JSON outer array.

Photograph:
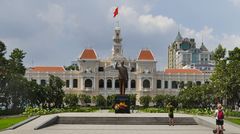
[[112, 78, 115, 90], [70, 75, 73, 89], [93, 77, 95, 91], [168, 80, 172, 89], [161, 79, 165, 89], [151, 78, 153, 91], [37, 79, 40, 85], [104, 77, 107, 91], [128, 79, 131, 91]]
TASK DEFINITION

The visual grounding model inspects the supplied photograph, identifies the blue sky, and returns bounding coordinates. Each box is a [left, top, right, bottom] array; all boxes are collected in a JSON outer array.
[[1, 0, 240, 70]]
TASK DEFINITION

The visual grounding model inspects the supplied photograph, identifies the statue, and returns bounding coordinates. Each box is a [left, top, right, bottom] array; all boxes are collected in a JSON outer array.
[[115, 61, 128, 95]]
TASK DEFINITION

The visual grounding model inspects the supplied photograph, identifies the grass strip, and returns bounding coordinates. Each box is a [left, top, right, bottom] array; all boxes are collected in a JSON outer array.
[[0, 116, 28, 131]]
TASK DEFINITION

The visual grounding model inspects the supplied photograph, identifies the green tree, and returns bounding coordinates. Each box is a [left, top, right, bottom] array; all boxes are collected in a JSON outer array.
[[139, 95, 152, 108], [64, 64, 79, 71], [128, 94, 137, 107], [8, 48, 26, 75], [5, 48, 27, 109], [153, 95, 165, 108], [95, 95, 106, 108], [64, 94, 79, 107], [45, 75, 65, 108], [79, 94, 91, 106], [224, 47, 240, 105], [0, 41, 9, 109], [0, 45, 28, 110], [178, 84, 213, 108], [164, 95, 178, 108], [107, 94, 116, 107], [26, 80, 47, 107], [212, 44, 226, 62], [210, 45, 228, 105]]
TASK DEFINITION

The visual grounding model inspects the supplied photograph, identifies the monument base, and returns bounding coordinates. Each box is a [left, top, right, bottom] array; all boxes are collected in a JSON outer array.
[[114, 95, 130, 114]]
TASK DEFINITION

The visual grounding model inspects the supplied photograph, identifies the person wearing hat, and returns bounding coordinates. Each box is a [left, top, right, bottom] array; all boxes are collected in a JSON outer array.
[[214, 103, 225, 133]]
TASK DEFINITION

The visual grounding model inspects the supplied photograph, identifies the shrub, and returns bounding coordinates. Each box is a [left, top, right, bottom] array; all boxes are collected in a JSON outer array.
[[128, 94, 137, 107], [64, 94, 79, 107], [140, 108, 167, 113], [95, 95, 106, 108], [139, 95, 152, 108], [79, 94, 91, 106], [107, 94, 116, 107], [22, 106, 98, 116], [153, 95, 165, 108]]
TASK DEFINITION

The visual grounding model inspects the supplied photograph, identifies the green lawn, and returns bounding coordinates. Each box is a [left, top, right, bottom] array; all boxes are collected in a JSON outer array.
[[0, 116, 28, 131], [226, 118, 240, 125]]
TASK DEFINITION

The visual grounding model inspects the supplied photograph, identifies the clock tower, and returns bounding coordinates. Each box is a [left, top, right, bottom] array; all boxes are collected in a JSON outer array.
[[112, 26, 123, 57]]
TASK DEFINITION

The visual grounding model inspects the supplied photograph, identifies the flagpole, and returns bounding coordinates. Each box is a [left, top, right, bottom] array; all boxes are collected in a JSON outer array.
[[113, 0, 119, 28]]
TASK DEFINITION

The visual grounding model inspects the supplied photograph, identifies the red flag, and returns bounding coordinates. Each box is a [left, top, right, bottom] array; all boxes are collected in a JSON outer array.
[[113, 7, 118, 17]]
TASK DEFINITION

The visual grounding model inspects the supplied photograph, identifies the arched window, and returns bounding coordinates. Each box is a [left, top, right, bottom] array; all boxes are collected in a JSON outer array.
[[143, 79, 150, 88], [156, 80, 161, 89], [40, 79, 46, 86], [85, 79, 92, 88], [196, 81, 201, 86], [115, 80, 119, 88], [107, 79, 112, 88], [99, 79, 104, 88], [131, 80, 136, 88], [73, 79, 78, 88], [172, 81, 178, 89], [164, 81, 168, 89], [66, 80, 69, 88]]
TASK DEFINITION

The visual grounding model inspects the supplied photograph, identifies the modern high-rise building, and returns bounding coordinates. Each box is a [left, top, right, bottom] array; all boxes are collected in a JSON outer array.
[[168, 32, 214, 71]]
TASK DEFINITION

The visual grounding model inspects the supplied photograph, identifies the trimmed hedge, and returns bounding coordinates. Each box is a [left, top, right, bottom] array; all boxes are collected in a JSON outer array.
[[22, 106, 98, 116], [140, 108, 167, 113]]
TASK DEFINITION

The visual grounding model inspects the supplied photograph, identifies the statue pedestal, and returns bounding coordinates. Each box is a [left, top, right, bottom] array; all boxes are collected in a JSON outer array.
[[114, 95, 130, 114]]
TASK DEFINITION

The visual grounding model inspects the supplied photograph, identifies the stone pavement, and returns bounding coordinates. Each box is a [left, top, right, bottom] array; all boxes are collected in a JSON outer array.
[[1, 112, 240, 134]]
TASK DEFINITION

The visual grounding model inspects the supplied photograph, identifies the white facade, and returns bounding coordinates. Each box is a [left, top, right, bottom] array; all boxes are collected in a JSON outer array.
[[25, 27, 211, 98]]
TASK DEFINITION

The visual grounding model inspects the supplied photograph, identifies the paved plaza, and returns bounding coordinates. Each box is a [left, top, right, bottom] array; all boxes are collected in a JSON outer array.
[[1, 112, 240, 134]]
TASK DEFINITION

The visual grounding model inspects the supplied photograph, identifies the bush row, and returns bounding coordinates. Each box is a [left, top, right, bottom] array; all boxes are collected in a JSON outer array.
[[22, 106, 98, 116]]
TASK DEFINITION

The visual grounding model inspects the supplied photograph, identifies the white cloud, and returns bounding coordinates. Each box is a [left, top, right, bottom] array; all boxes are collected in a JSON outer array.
[[110, 5, 177, 34], [181, 25, 240, 52], [229, 0, 240, 7], [221, 34, 240, 50], [182, 26, 215, 45], [138, 15, 176, 33]]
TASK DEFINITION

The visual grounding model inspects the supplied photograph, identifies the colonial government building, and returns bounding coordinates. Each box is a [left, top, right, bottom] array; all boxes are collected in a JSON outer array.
[[25, 26, 212, 98]]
